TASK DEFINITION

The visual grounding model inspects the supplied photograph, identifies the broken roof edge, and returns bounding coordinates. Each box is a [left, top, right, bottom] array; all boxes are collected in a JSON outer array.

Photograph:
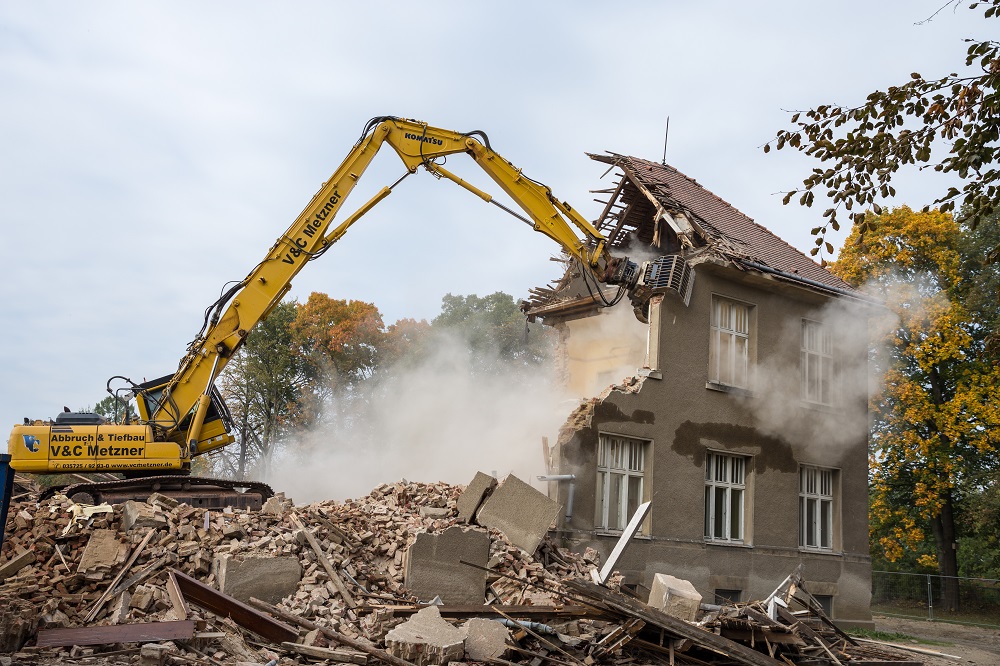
[[586, 151, 857, 296]]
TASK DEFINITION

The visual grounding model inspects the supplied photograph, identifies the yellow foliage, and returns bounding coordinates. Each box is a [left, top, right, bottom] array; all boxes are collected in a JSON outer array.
[[837, 206, 1000, 566]]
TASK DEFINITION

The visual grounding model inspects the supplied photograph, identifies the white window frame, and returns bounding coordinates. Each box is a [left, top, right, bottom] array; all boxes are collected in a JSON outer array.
[[801, 318, 833, 405], [799, 465, 835, 551], [710, 296, 752, 389], [596, 434, 647, 532], [704, 451, 748, 543]]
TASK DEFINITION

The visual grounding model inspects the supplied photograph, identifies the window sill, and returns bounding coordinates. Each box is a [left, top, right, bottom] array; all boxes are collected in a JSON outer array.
[[800, 400, 840, 414], [595, 529, 650, 540], [705, 382, 754, 398], [799, 547, 841, 556], [705, 539, 753, 549]]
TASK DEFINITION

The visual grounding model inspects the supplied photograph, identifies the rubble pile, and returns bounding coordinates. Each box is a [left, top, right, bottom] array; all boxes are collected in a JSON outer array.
[[1, 475, 920, 665]]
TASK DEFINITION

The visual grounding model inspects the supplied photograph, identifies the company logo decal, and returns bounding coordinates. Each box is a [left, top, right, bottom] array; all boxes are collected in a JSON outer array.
[[22, 434, 40, 453]]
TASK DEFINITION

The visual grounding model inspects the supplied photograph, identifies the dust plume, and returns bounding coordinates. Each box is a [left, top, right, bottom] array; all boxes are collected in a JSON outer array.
[[742, 290, 892, 466], [267, 329, 571, 503]]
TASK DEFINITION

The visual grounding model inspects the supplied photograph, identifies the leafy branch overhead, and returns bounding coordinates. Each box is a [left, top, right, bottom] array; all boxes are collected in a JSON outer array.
[[766, 0, 1000, 257]]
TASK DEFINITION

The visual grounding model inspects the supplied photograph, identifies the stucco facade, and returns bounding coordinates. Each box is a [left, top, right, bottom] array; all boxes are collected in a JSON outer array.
[[530, 155, 874, 626]]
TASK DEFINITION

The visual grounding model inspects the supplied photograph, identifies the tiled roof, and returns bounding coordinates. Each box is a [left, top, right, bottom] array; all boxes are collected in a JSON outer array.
[[594, 153, 854, 293]]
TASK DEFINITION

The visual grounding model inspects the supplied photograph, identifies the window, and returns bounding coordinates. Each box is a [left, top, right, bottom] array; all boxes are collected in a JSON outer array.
[[710, 297, 751, 388], [596, 434, 647, 531], [704, 451, 748, 542], [801, 319, 833, 404], [813, 594, 834, 617], [799, 465, 835, 550], [715, 589, 742, 605]]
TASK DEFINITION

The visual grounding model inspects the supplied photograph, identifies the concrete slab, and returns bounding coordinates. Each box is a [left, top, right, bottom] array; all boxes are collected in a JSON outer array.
[[648, 573, 702, 622], [385, 605, 465, 666], [463, 618, 509, 661], [77, 529, 124, 573], [404, 526, 489, 605], [215, 554, 301, 604], [475, 474, 561, 554], [456, 472, 496, 524]]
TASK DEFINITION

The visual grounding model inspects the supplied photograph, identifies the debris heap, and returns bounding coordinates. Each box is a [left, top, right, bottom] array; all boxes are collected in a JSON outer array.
[[1, 475, 920, 665]]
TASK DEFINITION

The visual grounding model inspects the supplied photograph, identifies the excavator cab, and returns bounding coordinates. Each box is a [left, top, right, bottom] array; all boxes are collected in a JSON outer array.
[[134, 374, 235, 455]]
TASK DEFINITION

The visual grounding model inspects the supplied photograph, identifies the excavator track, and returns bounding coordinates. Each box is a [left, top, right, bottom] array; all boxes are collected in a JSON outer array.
[[41, 475, 274, 511]]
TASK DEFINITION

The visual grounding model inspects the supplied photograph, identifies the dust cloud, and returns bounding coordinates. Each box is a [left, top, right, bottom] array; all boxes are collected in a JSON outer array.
[[267, 329, 572, 504], [743, 291, 892, 466]]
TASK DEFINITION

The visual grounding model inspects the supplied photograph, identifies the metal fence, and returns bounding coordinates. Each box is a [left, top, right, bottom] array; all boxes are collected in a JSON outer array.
[[871, 570, 1000, 627]]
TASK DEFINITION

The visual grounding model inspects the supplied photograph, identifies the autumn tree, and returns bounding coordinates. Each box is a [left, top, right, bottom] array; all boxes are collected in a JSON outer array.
[[217, 300, 305, 480], [380, 317, 434, 370], [290, 293, 386, 422], [769, 0, 1000, 259], [833, 206, 1000, 610]]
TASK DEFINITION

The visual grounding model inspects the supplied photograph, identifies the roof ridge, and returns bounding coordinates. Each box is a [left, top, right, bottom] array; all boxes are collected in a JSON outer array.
[[622, 154, 840, 280]]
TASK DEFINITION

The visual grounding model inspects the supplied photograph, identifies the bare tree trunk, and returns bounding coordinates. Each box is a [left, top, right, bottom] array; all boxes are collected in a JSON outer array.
[[237, 420, 248, 481], [931, 490, 960, 612]]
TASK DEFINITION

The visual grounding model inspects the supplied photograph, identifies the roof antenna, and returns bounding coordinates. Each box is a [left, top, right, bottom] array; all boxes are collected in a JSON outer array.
[[661, 116, 670, 165]]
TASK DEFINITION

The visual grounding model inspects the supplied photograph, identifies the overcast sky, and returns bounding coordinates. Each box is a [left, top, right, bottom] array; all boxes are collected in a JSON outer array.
[[0, 1, 985, 428]]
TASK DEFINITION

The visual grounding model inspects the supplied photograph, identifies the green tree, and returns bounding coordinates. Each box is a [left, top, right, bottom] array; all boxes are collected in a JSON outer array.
[[90, 395, 138, 423], [432, 292, 553, 373], [768, 0, 1000, 259], [833, 206, 1000, 609], [217, 300, 305, 480]]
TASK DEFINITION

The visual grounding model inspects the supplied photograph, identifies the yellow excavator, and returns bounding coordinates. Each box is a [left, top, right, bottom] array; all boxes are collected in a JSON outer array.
[[1, 117, 691, 522]]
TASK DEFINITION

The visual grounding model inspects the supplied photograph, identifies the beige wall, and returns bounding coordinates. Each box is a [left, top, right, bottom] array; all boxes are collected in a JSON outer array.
[[559, 305, 648, 398]]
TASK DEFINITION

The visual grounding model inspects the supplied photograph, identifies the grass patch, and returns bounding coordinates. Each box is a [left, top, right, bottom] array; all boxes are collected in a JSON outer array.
[[849, 628, 954, 647]]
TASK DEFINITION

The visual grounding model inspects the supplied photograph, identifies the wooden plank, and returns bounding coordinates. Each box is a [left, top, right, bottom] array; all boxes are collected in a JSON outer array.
[[291, 514, 356, 608], [565, 579, 784, 666], [166, 570, 190, 620], [281, 641, 368, 664], [370, 604, 595, 618], [170, 568, 297, 644], [36, 620, 195, 648]]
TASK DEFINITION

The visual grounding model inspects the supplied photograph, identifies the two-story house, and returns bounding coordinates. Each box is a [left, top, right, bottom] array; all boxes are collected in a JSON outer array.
[[528, 153, 874, 626]]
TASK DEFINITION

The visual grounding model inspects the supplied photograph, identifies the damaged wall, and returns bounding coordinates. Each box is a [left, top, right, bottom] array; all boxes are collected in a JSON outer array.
[[556, 305, 648, 397], [544, 261, 873, 626]]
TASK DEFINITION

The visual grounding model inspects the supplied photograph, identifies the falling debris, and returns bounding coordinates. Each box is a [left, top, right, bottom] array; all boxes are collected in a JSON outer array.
[[1, 478, 920, 665]]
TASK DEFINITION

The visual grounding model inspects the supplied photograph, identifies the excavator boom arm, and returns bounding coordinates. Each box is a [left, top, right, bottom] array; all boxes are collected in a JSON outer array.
[[148, 117, 637, 451]]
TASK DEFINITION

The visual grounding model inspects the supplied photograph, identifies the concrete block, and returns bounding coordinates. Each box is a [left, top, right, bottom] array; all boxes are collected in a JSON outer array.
[[456, 472, 496, 524], [385, 605, 465, 665], [475, 474, 561, 554], [130, 584, 155, 611], [122, 500, 167, 531], [463, 618, 509, 660], [139, 643, 168, 666], [215, 554, 301, 604], [418, 506, 450, 519], [0, 550, 35, 582], [404, 526, 489, 605], [77, 529, 124, 573], [648, 573, 702, 622]]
